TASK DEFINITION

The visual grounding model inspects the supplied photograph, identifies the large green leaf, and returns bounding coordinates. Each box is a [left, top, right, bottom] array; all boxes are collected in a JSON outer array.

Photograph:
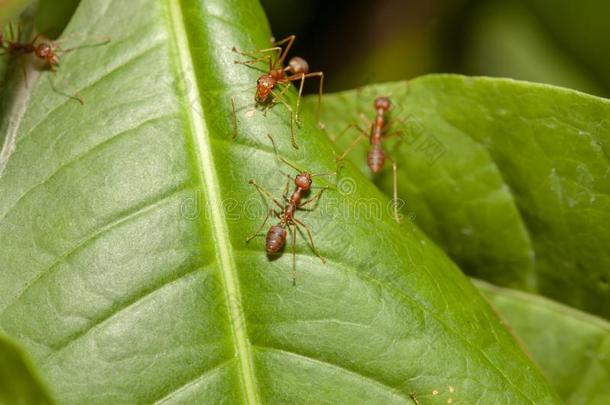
[[0, 0, 560, 403], [0, 333, 55, 404], [309, 77, 610, 318], [476, 280, 610, 405]]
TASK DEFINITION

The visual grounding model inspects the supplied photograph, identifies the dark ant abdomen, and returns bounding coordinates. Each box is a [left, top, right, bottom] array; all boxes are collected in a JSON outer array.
[[266, 225, 287, 253]]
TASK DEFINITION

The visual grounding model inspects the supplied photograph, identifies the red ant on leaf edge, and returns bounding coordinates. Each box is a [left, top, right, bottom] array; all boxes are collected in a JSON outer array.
[[0, 21, 110, 104], [246, 134, 335, 285], [232, 35, 324, 149], [335, 96, 406, 223]]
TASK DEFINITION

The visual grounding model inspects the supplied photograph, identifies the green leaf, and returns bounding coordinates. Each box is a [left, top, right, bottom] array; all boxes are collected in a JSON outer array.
[[0, 0, 560, 403], [0, 334, 55, 404], [476, 280, 610, 405], [310, 76, 610, 318]]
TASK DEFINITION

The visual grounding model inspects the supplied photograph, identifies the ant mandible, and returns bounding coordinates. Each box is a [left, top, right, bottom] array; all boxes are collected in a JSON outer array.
[[335, 96, 404, 223], [233, 35, 324, 148], [246, 134, 334, 285]]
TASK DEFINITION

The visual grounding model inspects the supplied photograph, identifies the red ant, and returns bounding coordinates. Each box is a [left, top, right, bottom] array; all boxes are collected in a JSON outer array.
[[1, 22, 110, 103], [335, 96, 404, 222], [246, 134, 334, 285], [232, 35, 324, 148]]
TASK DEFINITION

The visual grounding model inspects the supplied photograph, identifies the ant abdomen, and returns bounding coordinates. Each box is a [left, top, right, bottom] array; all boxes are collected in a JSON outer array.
[[266, 225, 287, 254], [287, 56, 309, 74], [368, 145, 385, 173]]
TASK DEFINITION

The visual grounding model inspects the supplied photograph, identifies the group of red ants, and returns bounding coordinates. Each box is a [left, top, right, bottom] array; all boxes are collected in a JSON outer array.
[[233, 35, 405, 284], [0, 27, 404, 285]]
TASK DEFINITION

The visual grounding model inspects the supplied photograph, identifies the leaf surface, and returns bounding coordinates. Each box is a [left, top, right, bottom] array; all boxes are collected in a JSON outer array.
[[0, 0, 560, 403], [477, 280, 610, 405]]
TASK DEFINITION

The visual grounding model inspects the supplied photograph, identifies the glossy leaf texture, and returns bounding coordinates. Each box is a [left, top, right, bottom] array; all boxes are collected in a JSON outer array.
[[308, 77, 610, 318], [0, 334, 54, 404], [0, 0, 560, 403], [477, 280, 610, 405]]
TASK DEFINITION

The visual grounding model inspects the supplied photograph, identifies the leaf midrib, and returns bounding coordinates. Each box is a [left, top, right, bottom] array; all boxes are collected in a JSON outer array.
[[166, 2, 260, 404]]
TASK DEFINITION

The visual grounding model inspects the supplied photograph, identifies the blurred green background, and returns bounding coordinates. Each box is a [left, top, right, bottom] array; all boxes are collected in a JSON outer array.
[[3, 0, 609, 97], [261, 0, 610, 97]]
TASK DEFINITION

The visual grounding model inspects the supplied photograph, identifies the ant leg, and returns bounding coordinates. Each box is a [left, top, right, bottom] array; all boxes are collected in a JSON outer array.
[[409, 393, 421, 405], [314, 72, 324, 127], [290, 223, 297, 286], [389, 157, 400, 223], [272, 35, 295, 68], [294, 73, 305, 126], [282, 175, 292, 202], [266, 86, 298, 149], [232, 45, 281, 59], [231, 96, 238, 139], [335, 128, 368, 162], [49, 74, 85, 104], [382, 114, 409, 136], [54, 34, 111, 48], [232, 46, 281, 68], [249, 179, 284, 210], [30, 33, 43, 46], [265, 83, 291, 115], [293, 218, 325, 264], [358, 112, 373, 129], [267, 133, 306, 174], [332, 122, 368, 143], [246, 208, 274, 242], [286, 71, 324, 127], [267, 133, 283, 159], [233, 51, 273, 67], [384, 129, 405, 140], [299, 187, 328, 207]]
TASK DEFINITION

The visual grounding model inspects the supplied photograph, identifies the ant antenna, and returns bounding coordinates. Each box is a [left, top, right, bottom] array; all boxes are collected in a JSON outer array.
[[267, 133, 336, 180]]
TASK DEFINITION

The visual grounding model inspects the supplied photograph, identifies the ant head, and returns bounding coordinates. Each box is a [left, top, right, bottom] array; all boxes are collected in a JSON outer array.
[[287, 56, 309, 74], [295, 172, 312, 190], [374, 96, 391, 111], [256, 74, 275, 102], [35, 42, 53, 59]]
